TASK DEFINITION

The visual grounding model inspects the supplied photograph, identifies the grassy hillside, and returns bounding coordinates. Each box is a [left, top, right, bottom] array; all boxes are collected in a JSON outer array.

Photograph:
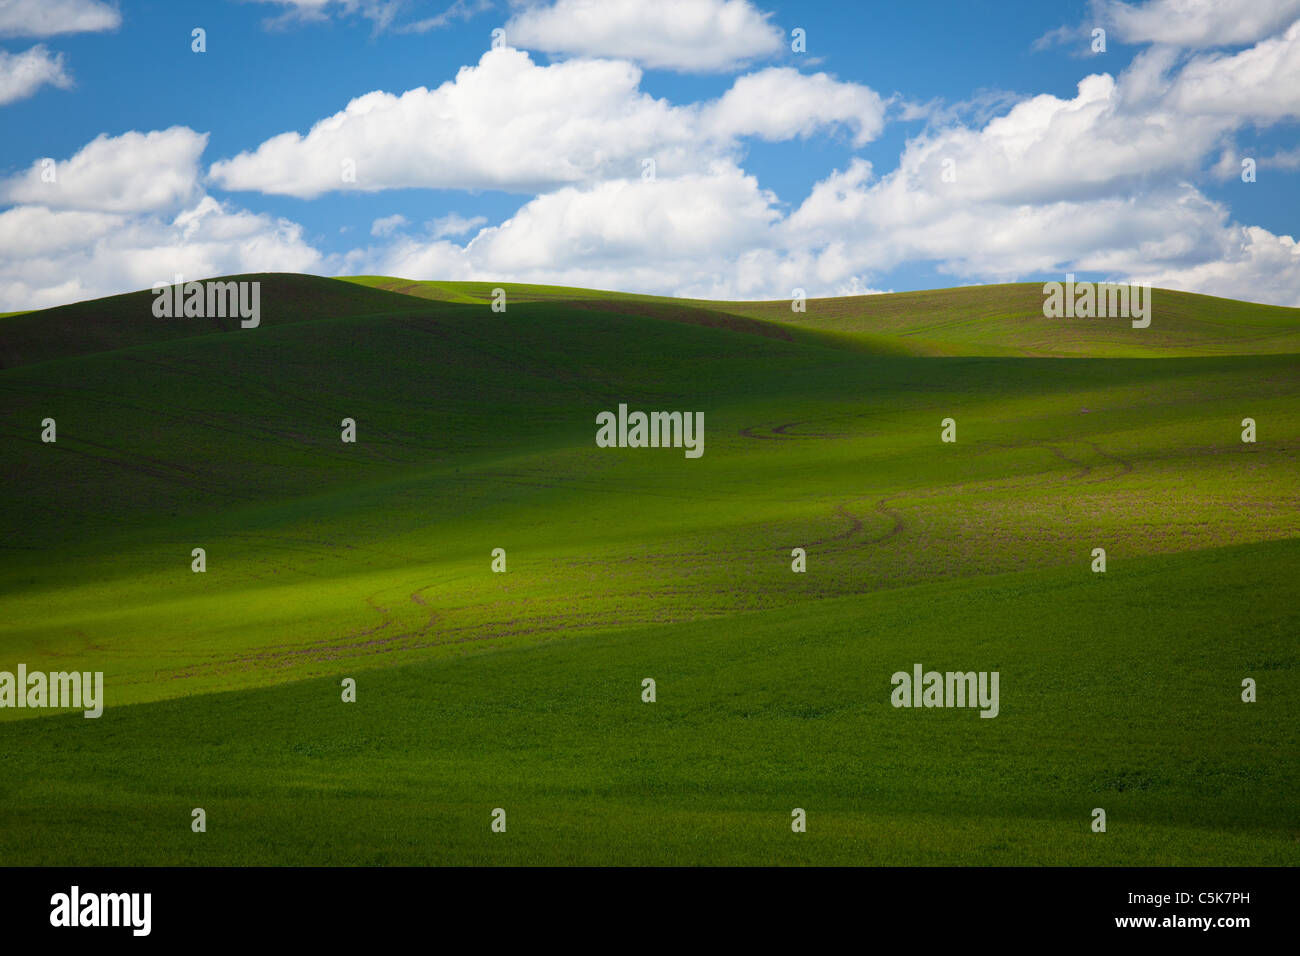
[[2, 540, 1295, 866], [0, 274, 428, 370], [1, 274, 1296, 865], [345, 276, 1300, 358]]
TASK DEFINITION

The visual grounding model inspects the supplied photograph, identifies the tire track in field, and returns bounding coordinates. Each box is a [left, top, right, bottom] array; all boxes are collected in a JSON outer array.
[[170, 604, 665, 674], [977, 438, 1089, 481], [976, 437, 1134, 485], [772, 421, 851, 438], [1037, 441, 1092, 480], [739, 420, 850, 440], [788, 436, 1130, 556], [409, 588, 439, 636], [231, 589, 404, 665], [1080, 440, 1134, 482], [802, 495, 906, 549]]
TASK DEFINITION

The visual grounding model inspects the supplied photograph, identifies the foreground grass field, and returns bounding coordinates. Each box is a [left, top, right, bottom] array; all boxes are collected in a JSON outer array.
[[2, 540, 1296, 865], [0, 275, 1296, 864]]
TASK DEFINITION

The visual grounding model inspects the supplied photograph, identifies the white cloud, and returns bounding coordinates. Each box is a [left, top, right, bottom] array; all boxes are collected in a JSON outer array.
[[2, 127, 208, 213], [1031, 23, 1088, 53], [370, 213, 408, 236], [245, 0, 335, 15], [1262, 146, 1300, 169], [1208, 143, 1300, 179], [0, 127, 324, 310], [0, 204, 121, 258], [348, 164, 788, 297], [208, 49, 887, 198], [505, 0, 784, 72], [0, 0, 120, 37], [400, 0, 492, 34], [856, 32, 1296, 208], [0, 44, 71, 104], [843, 70, 1226, 209], [244, 0, 490, 33], [1210, 146, 1245, 180], [782, 161, 1246, 284], [429, 212, 486, 237], [1168, 19, 1300, 119], [0, 197, 323, 309], [468, 163, 779, 268], [244, 1, 401, 31], [342, 156, 1300, 305], [1098, 0, 1300, 48], [1128, 225, 1300, 303], [753, 28, 1300, 305], [210, 51, 699, 196], [749, 32, 1300, 305], [339, 17, 1300, 307], [702, 67, 885, 146]]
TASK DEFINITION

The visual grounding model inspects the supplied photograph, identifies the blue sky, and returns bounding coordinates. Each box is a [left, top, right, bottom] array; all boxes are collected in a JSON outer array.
[[1, 0, 1297, 308]]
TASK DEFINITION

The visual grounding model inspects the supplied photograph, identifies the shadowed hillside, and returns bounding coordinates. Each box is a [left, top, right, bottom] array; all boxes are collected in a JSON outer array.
[[347, 276, 1300, 358], [0, 275, 431, 370], [7, 274, 1299, 370]]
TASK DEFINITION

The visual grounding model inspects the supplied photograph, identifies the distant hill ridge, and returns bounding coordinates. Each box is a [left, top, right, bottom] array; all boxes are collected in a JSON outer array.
[[2, 272, 1298, 369]]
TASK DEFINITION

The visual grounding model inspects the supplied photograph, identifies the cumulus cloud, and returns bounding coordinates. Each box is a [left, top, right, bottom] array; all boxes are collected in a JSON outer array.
[[505, 0, 784, 72], [344, 164, 788, 297], [782, 160, 1257, 287], [702, 67, 886, 146], [1128, 225, 1300, 302], [14, 155, 1300, 311], [338, 155, 1300, 305], [0, 127, 323, 310], [1097, 0, 1300, 48], [337, 18, 1300, 306], [1167, 19, 1300, 119], [758, 27, 1300, 304], [2, 127, 208, 212], [208, 50, 887, 197], [0, 0, 120, 37], [0, 44, 72, 104], [875, 26, 1299, 208], [0, 198, 323, 309], [210, 51, 690, 196], [0, 204, 121, 259], [866, 72, 1226, 207]]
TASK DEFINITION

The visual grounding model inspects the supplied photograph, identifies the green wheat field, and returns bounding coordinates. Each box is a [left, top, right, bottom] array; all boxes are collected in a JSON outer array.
[[1, 274, 1297, 865]]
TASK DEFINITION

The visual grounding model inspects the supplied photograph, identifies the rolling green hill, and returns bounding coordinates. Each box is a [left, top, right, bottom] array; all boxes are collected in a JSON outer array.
[[0, 275, 433, 370], [345, 275, 1300, 358], [1, 274, 1296, 865]]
